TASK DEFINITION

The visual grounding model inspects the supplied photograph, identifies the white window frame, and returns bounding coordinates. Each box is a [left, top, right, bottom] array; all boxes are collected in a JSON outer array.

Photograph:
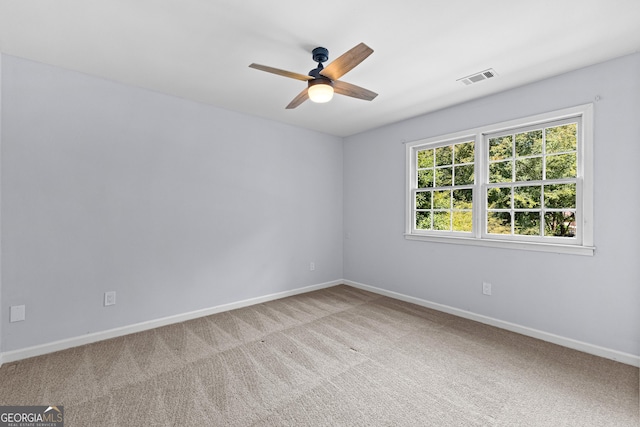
[[405, 104, 594, 256]]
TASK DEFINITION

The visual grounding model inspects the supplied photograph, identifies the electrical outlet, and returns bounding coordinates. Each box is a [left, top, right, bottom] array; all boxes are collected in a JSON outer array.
[[482, 282, 492, 296], [10, 305, 26, 322], [104, 291, 116, 306], [310, 262, 315, 271]]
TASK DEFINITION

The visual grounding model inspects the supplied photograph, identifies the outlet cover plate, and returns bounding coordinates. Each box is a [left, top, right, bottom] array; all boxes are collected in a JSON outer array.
[[10, 305, 26, 322], [104, 291, 116, 306], [482, 282, 492, 296]]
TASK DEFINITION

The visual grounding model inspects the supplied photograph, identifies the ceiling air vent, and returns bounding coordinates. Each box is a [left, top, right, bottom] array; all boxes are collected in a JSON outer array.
[[458, 68, 498, 85]]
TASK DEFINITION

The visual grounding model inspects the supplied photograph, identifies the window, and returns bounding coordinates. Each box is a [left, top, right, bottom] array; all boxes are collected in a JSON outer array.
[[405, 104, 594, 255], [415, 139, 475, 233]]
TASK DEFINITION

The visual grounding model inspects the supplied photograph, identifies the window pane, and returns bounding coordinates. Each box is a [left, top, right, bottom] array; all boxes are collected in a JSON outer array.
[[514, 186, 541, 209], [436, 145, 453, 166], [546, 123, 577, 153], [544, 211, 576, 237], [546, 153, 576, 179], [544, 183, 576, 209], [417, 169, 434, 188], [415, 191, 431, 209], [435, 146, 453, 166], [435, 167, 453, 186], [487, 212, 511, 234], [416, 211, 432, 230], [454, 164, 474, 185], [454, 141, 474, 164], [417, 149, 434, 168], [489, 135, 512, 160], [433, 212, 451, 230], [433, 190, 450, 209], [515, 157, 543, 181], [514, 212, 540, 236], [453, 211, 473, 232], [453, 189, 473, 209], [487, 187, 510, 209], [515, 130, 543, 157], [489, 160, 512, 183]]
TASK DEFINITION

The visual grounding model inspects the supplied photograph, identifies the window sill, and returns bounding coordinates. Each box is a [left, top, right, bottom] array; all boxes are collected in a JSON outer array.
[[404, 233, 595, 256]]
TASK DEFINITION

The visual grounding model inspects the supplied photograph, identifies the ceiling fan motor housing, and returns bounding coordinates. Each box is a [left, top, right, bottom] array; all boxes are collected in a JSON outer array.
[[308, 76, 333, 89]]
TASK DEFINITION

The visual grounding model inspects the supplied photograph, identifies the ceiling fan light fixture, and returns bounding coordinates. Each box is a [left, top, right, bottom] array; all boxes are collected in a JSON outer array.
[[307, 78, 334, 103]]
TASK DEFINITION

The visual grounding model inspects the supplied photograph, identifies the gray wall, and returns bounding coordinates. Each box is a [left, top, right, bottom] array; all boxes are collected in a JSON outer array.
[[343, 53, 640, 356], [1, 54, 344, 352]]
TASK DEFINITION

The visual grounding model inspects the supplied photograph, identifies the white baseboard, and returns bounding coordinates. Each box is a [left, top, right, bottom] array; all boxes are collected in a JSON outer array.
[[0, 279, 340, 366], [2, 278, 638, 368], [344, 280, 640, 368]]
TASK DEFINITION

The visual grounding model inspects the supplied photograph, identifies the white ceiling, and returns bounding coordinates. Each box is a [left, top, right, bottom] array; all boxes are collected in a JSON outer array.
[[1, 0, 639, 137]]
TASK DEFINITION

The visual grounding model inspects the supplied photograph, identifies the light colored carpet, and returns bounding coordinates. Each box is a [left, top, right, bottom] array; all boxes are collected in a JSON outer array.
[[0, 285, 637, 426]]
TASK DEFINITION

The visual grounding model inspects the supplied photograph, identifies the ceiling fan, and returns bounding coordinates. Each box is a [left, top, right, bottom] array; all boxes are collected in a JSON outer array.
[[249, 43, 378, 109]]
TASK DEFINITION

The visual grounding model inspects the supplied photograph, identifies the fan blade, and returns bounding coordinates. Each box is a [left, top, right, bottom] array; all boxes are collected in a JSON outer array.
[[249, 63, 312, 81], [319, 43, 373, 81], [332, 80, 378, 101], [286, 88, 309, 109]]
